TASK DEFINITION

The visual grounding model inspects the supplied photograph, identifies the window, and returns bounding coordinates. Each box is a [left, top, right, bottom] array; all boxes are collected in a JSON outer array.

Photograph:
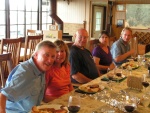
[[95, 12, 101, 31], [0, 0, 6, 38], [0, 0, 52, 39], [126, 4, 150, 29], [116, 5, 125, 11], [42, 0, 52, 30]]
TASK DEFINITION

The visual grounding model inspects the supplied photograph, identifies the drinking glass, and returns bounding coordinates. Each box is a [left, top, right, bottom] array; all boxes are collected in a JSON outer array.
[[68, 95, 81, 113], [141, 94, 150, 107], [147, 63, 150, 77], [142, 74, 149, 93], [107, 68, 115, 90], [137, 55, 144, 66], [114, 67, 123, 83], [114, 67, 122, 77], [124, 103, 136, 113]]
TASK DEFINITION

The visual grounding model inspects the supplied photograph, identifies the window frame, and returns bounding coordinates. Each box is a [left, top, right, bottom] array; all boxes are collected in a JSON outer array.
[[0, 0, 52, 39]]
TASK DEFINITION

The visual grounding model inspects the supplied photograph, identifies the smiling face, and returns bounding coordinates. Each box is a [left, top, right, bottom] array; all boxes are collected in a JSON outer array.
[[55, 48, 66, 66], [54, 40, 69, 67], [33, 46, 56, 72], [121, 28, 132, 43], [74, 29, 88, 47]]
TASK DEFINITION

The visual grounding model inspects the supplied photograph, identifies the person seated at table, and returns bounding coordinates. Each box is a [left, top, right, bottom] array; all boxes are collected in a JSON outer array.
[[111, 27, 135, 66], [92, 30, 115, 74], [43, 40, 74, 102], [0, 41, 56, 113], [69, 28, 100, 84]]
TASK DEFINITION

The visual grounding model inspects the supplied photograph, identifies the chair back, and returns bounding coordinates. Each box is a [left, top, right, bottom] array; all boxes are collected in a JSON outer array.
[[0, 53, 13, 88], [0, 38, 22, 67], [145, 44, 150, 53], [27, 29, 43, 36], [23, 35, 43, 61]]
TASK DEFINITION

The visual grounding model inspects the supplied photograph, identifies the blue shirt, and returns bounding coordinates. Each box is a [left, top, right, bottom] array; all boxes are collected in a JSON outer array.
[[111, 37, 130, 66], [0, 57, 45, 113]]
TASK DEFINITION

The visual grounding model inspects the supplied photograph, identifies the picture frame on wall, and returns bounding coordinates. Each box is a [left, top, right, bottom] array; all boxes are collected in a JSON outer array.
[[116, 5, 125, 11], [117, 19, 124, 27]]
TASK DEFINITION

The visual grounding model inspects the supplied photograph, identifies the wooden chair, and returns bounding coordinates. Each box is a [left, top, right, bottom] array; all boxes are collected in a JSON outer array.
[[23, 35, 43, 61], [109, 36, 116, 47], [145, 44, 150, 53], [0, 53, 13, 88], [64, 41, 74, 50], [0, 38, 22, 67], [27, 29, 43, 36], [88, 39, 99, 53]]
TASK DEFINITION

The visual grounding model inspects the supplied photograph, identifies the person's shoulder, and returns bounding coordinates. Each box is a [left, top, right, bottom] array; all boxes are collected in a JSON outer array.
[[85, 48, 91, 53], [19, 60, 30, 68], [112, 39, 120, 46], [70, 45, 81, 54], [94, 45, 101, 50], [64, 63, 71, 71], [21, 58, 42, 73], [70, 45, 77, 51]]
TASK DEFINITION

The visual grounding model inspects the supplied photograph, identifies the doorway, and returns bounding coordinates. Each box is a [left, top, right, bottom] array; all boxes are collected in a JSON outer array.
[[91, 6, 106, 39]]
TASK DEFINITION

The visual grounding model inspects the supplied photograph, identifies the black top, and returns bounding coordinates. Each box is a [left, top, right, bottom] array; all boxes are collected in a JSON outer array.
[[69, 45, 99, 83]]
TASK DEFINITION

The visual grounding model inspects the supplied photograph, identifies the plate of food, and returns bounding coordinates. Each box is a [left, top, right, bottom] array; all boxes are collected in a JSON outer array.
[[121, 62, 139, 70], [101, 74, 127, 83], [127, 57, 138, 62], [31, 104, 68, 113], [76, 84, 104, 94]]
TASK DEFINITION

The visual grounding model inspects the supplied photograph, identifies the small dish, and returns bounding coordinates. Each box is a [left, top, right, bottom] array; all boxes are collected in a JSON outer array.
[[101, 76, 127, 83], [77, 84, 105, 94], [31, 104, 69, 113], [121, 62, 139, 70]]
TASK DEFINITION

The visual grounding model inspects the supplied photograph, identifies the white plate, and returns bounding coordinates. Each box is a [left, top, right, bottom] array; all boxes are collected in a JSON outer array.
[[121, 62, 139, 70], [78, 84, 105, 94], [121, 74, 125, 78], [30, 104, 69, 113], [127, 58, 134, 61]]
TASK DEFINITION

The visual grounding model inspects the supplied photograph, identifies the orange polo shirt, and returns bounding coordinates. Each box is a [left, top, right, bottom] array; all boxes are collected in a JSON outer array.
[[45, 64, 73, 98]]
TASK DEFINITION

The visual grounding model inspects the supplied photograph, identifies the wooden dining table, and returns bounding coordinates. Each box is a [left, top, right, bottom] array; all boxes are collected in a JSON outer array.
[[38, 62, 150, 113]]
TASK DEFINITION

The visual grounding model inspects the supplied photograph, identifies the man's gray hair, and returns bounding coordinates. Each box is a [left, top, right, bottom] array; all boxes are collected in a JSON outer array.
[[32, 40, 56, 56]]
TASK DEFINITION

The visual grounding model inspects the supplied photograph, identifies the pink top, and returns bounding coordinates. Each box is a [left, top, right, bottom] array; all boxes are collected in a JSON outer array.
[[45, 63, 73, 98]]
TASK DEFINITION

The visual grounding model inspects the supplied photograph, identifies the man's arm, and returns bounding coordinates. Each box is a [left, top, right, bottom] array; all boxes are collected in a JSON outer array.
[[114, 49, 135, 62], [72, 72, 92, 83], [0, 93, 7, 113]]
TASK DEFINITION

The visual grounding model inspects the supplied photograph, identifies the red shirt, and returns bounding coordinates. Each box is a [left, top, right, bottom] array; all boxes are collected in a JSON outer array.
[[45, 64, 73, 98]]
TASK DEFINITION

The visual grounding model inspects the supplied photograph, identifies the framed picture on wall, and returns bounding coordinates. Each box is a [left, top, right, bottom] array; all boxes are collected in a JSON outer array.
[[116, 5, 125, 11], [117, 19, 124, 27]]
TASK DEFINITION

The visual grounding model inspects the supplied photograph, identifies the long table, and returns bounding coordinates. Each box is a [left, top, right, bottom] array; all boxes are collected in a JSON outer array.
[[41, 64, 150, 113]]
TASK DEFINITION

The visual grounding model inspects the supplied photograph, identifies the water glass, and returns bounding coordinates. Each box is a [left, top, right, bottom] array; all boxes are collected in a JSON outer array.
[[141, 94, 150, 107], [137, 55, 144, 66]]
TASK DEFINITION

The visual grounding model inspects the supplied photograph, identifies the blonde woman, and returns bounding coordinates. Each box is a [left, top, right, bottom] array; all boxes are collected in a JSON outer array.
[[44, 40, 73, 102]]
